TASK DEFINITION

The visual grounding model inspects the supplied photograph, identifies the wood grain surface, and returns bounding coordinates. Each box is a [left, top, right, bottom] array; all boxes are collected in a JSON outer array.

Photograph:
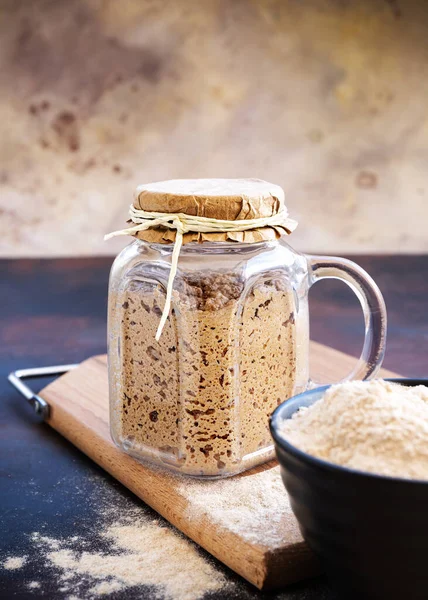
[[39, 344, 398, 590]]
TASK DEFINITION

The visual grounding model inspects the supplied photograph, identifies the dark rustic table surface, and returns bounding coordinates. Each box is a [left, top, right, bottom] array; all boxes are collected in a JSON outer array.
[[1, 256, 427, 600]]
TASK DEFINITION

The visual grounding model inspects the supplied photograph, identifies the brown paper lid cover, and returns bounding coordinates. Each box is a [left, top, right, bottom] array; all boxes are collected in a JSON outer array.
[[131, 178, 294, 244]]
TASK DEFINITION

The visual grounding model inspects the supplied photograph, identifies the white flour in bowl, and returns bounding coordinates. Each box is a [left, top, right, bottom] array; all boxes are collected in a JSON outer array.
[[279, 379, 428, 480]]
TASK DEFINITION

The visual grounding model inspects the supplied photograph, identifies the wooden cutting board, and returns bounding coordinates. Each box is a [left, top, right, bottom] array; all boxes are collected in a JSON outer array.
[[39, 342, 397, 591]]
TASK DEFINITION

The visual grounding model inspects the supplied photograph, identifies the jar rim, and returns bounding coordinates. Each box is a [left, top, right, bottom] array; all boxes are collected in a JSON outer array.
[[134, 238, 281, 252]]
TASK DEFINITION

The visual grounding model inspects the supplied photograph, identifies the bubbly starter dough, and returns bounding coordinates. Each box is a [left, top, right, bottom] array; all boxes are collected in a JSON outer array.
[[111, 272, 299, 476]]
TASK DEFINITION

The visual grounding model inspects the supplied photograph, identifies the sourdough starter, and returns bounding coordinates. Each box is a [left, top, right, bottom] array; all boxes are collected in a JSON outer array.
[[110, 272, 298, 476]]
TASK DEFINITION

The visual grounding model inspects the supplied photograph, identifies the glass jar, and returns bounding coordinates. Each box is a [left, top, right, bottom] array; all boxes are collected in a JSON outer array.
[[108, 236, 386, 478]]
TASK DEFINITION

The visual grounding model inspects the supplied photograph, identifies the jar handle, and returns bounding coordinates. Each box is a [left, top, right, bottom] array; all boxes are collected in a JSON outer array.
[[307, 255, 387, 385]]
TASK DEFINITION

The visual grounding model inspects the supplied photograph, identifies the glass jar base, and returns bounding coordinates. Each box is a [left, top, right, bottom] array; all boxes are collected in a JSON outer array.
[[113, 435, 277, 479]]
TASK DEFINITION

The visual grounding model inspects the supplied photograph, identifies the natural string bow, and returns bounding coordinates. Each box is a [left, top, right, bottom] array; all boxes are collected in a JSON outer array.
[[105, 204, 297, 340]]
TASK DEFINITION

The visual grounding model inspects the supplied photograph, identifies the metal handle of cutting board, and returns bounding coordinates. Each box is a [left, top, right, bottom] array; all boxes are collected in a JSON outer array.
[[8, 364, 78, 419]]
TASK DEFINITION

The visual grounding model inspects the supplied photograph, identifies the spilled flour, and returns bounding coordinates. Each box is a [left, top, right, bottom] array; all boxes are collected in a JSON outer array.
[[1, 463, 303, 597], [1, 475, 228, 600], [3, 556, 26, 570], [32, 515, 225, 600], [178, 465, 298, 548], [27, 581, 41, 589]]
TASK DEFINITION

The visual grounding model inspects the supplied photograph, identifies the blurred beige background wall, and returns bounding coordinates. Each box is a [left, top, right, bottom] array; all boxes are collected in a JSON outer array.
[[1, 0, 428, 257]]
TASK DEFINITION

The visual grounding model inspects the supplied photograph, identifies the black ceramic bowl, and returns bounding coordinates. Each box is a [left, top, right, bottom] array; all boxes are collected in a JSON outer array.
[[270, 379, 428, 600]]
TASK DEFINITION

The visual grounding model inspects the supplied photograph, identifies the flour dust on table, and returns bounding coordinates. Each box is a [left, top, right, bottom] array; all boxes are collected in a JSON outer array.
[[0, 473, 228, 600], [0, 468, 333, 599], [2, 556, 26, 570]]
